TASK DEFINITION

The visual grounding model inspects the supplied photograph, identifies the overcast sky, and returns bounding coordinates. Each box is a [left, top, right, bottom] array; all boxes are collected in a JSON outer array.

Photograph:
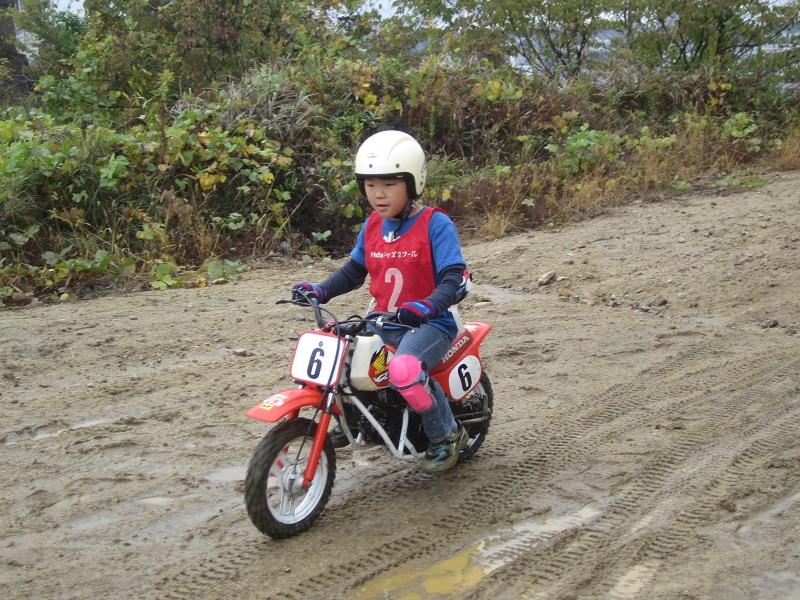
[[53, 1, 397, 17], [55, 0, 82, 13]]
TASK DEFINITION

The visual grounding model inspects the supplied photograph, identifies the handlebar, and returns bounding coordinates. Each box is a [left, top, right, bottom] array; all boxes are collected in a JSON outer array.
[[279, 290, 330, 328], [278, 292, 412, 335]]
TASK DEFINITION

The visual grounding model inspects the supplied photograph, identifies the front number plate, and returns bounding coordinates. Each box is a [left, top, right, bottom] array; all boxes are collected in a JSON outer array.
[[290, 332, 348, 387]]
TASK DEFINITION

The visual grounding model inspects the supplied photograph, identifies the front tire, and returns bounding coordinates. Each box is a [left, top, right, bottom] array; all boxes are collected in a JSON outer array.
[[244, 418, 336, 539], [453, 372, 493, 461]]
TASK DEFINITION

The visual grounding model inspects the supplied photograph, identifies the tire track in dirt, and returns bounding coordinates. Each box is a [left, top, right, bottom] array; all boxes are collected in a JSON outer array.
[[329, 348, 792, 598], [339, 346, 795, 600], [604, 396, 800, 599], [459, 355, 800, 600], [153, 335, 774, 599], [556, 387, 799, 599], [154, 332, 716, 598]]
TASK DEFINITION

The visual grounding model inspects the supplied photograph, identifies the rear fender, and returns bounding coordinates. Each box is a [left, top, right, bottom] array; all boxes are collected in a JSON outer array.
[[430, 322, 491, 376], [462, 321, 492, 348], [245, 388, 333, 423]]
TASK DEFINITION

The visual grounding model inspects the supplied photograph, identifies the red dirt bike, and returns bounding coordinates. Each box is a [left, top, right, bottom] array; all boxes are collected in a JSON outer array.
[[243, 291, 493, 539]]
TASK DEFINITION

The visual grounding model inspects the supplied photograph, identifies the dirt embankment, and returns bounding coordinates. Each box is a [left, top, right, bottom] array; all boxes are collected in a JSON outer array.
[[2, 172, 799, 599]]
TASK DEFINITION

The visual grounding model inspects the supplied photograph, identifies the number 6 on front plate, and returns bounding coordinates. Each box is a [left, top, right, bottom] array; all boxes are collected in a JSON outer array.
[[290, 332, 349, 386]]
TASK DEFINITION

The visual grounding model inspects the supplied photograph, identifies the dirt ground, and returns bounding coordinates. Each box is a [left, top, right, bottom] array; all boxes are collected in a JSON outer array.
[[2, 171, 800, 600]]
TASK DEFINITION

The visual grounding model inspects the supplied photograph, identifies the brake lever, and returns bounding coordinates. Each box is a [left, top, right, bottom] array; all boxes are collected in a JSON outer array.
[[283, 288, 320, 306], [372, 313, 410, 331]]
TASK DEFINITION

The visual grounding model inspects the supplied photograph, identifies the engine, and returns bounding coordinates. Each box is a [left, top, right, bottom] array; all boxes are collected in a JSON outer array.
[[346, 389, 427, 450]]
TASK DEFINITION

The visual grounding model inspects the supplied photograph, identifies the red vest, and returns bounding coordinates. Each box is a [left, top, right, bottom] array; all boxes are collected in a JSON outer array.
[[365, 207, 438, 312]]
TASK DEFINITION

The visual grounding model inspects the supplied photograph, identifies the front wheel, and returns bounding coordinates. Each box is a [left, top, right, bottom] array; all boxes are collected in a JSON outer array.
[[244, 418, 336, 539], [453, 372, 493, 461]]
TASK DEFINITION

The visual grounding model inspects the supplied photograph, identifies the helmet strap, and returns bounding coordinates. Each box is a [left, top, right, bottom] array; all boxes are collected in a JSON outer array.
[[384, 198, 416, 243], [398, 197, 414, 220]]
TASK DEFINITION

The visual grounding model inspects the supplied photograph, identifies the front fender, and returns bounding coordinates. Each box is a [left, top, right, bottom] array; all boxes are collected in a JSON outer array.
[[245, 388, 330, 423]]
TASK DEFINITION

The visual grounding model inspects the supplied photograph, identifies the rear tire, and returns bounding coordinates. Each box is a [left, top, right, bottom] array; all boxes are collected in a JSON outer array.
[[453, 372, 493, 461], [244, 418, 335, 539]]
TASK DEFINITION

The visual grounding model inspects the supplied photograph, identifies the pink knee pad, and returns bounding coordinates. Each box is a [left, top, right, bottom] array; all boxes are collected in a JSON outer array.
[[388, 355, 433, 412]]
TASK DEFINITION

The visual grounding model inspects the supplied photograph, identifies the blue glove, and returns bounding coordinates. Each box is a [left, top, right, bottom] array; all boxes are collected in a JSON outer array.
[[396, 300, 436, 327], [292, 281, 327, 303]]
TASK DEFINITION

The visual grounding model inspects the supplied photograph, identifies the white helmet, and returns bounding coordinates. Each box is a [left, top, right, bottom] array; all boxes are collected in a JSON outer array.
[[354, 130, 427, 199]]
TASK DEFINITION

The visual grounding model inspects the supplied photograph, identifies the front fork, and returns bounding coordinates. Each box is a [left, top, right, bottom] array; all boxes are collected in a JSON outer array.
[[302, 390, 335, 488]]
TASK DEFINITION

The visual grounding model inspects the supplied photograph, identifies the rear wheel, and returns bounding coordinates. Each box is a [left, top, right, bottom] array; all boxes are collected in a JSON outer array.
[[452, 372, 493, 461], [244, 418, 335, 539]]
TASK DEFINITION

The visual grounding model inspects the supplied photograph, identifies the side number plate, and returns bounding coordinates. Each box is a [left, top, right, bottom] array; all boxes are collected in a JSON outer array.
[[448, 355, 482, 400]]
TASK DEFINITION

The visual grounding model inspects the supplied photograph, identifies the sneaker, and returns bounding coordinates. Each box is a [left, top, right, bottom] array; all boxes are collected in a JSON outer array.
[[420, 426, 468, 473], [328, 424, 350, 448]]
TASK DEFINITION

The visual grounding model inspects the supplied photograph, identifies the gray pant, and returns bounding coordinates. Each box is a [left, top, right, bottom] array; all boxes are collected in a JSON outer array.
[[368, 323, 457, 444]]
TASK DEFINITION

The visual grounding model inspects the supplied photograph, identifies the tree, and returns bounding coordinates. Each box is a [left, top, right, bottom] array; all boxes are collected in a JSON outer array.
[[80, 0, 369, 87], [621, 0, 800, 74], [396, 0, 619, 78], [396, 0, 800, 80]]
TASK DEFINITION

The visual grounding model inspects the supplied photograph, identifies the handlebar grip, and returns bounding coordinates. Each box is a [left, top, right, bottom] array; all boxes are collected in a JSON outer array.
[[337, 321, 366, 336]]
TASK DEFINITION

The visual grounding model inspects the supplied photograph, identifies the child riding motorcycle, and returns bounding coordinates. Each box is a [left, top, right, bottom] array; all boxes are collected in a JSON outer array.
[[293, 130, 471, 473]]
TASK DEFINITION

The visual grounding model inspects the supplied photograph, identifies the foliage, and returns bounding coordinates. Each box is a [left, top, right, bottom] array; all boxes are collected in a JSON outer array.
[[0, 246, 135, 305], [398, 0, 800, 79], [202, 257, 244, 282], [776, 125, 800, 170], [623, 0, 800, 74], [546, 122, 623, 177], [398, 0, 616, 78], [42, 0, 373, 121], [1, 0, 799, 306], [0, 102, 301, 259], [714, 169, 767, 190], [721, 112, 761, 154]]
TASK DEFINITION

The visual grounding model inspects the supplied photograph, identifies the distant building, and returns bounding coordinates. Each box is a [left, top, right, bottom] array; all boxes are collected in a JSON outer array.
[[12, 0, 38, 53], [1, 0, 30, 93]]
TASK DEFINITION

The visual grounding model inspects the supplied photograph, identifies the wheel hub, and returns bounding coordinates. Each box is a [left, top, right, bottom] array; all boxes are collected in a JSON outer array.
[[279, 463, 307, 497]]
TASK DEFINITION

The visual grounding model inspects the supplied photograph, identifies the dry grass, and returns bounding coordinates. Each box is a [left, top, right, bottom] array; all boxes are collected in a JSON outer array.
[[776, 126, 800, 170], [449, 117, 800, 243], [632, 149, 672, 191]]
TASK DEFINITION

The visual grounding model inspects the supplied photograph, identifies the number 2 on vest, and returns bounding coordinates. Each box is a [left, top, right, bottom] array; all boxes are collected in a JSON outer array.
[[385, 267, 404, 311]]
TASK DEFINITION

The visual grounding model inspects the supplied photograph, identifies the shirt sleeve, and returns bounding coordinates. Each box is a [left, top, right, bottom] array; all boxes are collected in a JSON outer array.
[[428, 211, 466, 278], [320, 258, 367, 301], [350, 219, 368, 266]]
